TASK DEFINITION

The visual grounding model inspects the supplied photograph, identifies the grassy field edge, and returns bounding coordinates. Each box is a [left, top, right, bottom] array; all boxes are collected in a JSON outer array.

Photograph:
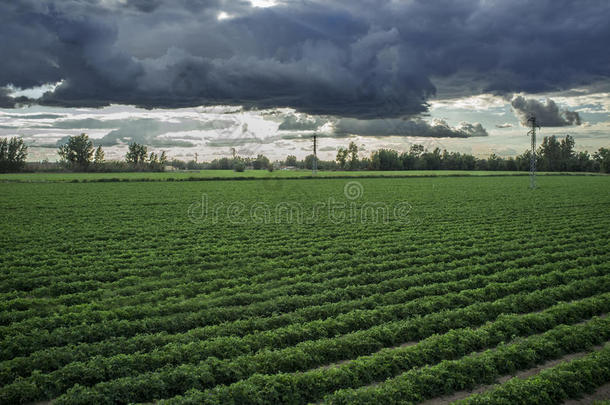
[[1, 170, 606, 183]]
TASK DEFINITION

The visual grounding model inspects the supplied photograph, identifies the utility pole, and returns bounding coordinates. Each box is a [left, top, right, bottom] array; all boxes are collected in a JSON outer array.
[[527, 115, 539, 189], [312, 134, 317, 175]]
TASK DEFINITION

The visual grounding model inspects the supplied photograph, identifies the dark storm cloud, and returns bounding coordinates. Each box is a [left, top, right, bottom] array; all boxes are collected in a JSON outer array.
[[511, 96, 581, 127], [0, 88, 33, 108], [334, 119, 488, 138], [1, 0, 609, 118]]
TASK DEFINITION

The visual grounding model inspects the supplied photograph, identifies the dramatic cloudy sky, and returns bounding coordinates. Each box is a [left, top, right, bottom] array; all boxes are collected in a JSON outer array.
[[1, 0, 609, 161]]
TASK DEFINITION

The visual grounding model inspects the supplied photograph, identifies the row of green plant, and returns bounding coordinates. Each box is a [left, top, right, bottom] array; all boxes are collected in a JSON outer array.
[[2, 222, 505, 295], [1, 229, 544, 314], [0, 247, 520, 323], [2, 254, 601, 385], [157, 294, 610, 405], [3, 190, 592, 293], [320, 318, 610, 404], [3, 223, 574, 314], [456, 346, 610, 404], [48, 286, 610, 404], [3, 258, 605, 365], [2, 275, 606, 404], [4, 240, 598, 339], [2, 253, 596, 389], [2, 224, 598, 313]]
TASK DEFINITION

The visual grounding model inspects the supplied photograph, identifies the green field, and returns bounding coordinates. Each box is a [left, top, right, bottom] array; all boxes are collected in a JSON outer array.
[[0, 169, 602, 183], [1, 175, 609, 404]]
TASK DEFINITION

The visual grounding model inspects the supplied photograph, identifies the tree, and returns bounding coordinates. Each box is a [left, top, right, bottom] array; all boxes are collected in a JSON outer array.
[[148, 151, 166, 171], [0, 140, 6, 171], [0, 137, 28, 172], [233, 161, 246, 172], [58, 133, 94, 171], [462, 154, 476, 170], [252, 154, 270, 170], [475, 158, 488, 170], [208, 157, 232, 170], [399, 152, 414, 170], [304, 154, 316, 170], [399, 144, 425, 170], [420, 147, 442, 170], [336, 148, 348, 169], [186, 160, 200, 170], [575, 151, 594, 172], [594, 147, 610, 173], [560, 135, 575, 170], [126, 142, 148, 165], [487, 153, 502, 171], [285, 155, 297, 167], [539, 136, 561, 171], [409, 144, 424, 158], [505, 157, 517, 171], [159, 151, 167, 165], [94, 146, 105, 164], [348, 142, 359, 170], [370, 149, 402, 170]]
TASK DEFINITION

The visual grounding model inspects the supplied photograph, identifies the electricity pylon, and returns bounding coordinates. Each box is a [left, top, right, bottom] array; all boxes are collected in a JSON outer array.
[[527, 115, 540, 189]]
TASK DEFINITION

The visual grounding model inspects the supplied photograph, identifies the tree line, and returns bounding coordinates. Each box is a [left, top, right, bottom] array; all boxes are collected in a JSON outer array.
[[358, 135, 609, 172], [55, 133, 168, 172], [172, 136, 609, 173], [0, 133, 608, 173]]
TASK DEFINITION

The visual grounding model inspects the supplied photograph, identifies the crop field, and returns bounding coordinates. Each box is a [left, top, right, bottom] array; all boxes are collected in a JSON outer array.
[[1, 175, 609, 404]]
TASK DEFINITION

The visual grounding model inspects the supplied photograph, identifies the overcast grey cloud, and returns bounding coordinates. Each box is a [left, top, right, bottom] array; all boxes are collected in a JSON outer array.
[[511, 96, 582, 127], [334, 118, 488, 138], [0, 88, 31, 108], [7, 113, 66, 120], [1, 0, 609, 119], [278, 114, 326, 131]]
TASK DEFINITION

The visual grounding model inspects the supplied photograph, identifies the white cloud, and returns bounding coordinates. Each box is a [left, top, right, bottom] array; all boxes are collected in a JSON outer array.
[[430, 94, 507, 111], [250, 0, 278, 7], [6, 81, 62, 99], [217, 11, 234, 21]]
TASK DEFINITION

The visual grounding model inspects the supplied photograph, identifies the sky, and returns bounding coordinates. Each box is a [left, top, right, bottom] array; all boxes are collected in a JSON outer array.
[[1, 0, 609, 162]]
